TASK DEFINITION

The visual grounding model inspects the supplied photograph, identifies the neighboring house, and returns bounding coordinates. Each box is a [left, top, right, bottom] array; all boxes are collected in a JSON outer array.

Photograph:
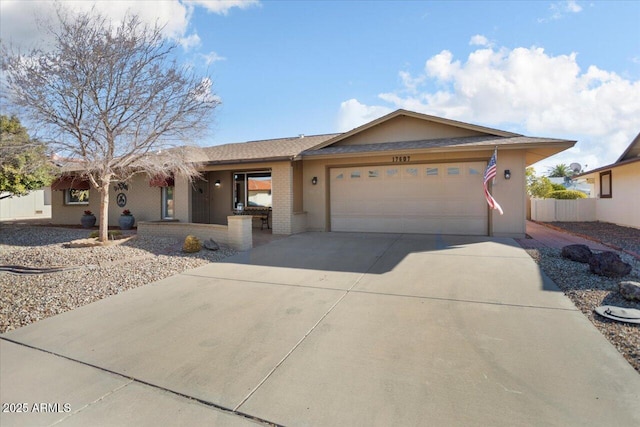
[[0, 187, 52, 220], [574, 132, 640, 229], [548, 177, 591, 196], [50, 109, 574, 238]]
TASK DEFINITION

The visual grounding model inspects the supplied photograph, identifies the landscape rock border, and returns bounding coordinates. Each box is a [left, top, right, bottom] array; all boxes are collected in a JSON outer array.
[[561, 244, 633, 278], [619, 281, 640, 302]]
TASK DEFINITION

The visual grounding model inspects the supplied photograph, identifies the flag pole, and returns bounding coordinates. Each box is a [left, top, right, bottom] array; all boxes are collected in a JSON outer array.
[[492, 146, 497, 185]]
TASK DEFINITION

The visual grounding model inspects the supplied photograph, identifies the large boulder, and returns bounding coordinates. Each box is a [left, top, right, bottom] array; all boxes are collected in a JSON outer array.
[[619, 281, 640, 301], [204, 238, 220, 251], [182, 235, 202, 253], [588, 251, 632, 278], [561, 244, 593, 263]]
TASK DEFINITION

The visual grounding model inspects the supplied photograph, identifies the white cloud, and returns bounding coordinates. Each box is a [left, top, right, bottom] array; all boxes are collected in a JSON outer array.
[[201, 51, 227, 65], [1, 1, 191, 49], [469, 34, 491, 47], [566, 1, 583, 13], [337, 44, 640, 173], [180, 33, 202, 51], [539, 0, 583, 23], [0, 1, 258, 52], [425, 50, 460, 81], [337, 99, 392, 132], [185, 0, 260, 16]]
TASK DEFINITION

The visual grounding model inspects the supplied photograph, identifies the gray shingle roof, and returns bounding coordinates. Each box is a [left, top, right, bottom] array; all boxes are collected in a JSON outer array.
[[202, 134, 339, 164], [301, 135, 571, 157]]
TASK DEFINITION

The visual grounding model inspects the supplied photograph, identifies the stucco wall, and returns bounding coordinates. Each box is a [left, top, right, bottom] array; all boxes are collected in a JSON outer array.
[[302, 148, 529, 238], [335, 115, 485, 146], [590, 162, 640, 228], [209, 170, 233, 225], [174, 175, 191, 223], [489, 150, 526, 238], [51, 175, 164, 226], [51, 187, 99, 225], [109, 175, 162, 226], [138, 215, 252, 251]]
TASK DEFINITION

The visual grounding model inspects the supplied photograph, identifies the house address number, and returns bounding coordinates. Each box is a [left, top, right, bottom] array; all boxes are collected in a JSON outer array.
[[392, 155, 411, 163]]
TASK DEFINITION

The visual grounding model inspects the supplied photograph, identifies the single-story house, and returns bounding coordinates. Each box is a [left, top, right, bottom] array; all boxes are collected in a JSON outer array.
[[51, 109, 575, 239], [574, 132, 640, 229]]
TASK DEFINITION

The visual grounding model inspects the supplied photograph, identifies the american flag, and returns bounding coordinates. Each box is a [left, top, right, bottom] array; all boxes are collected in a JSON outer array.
[[483, 149, 504, 215]]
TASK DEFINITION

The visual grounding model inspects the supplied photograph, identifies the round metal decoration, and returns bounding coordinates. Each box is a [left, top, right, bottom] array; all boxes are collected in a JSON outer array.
[[116, 192, 127, 208]]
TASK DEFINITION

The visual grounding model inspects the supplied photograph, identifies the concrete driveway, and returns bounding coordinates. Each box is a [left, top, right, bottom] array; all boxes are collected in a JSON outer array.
[[2, 233, 639, 426]]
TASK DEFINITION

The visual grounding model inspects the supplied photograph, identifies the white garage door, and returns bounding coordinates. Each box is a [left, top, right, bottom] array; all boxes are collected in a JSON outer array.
[[330, 162, 488, 235]]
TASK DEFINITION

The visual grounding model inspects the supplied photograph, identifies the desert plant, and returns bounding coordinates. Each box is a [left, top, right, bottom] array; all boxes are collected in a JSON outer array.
[[182, 235, 202, 253], [548, 190, 587, 199]]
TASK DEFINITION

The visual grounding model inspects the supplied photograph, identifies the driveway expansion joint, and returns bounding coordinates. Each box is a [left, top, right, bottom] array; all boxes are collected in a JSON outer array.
[[232, 234, 402, 412], [0, 337, 283, 427], [349, 289, 580, 312], [50, 380, 133, 426]]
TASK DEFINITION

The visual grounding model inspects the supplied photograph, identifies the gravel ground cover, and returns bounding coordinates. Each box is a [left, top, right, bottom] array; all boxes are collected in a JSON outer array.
[[0, 225, 236, 333], [525, 248, 639, 372], [546, 221, 640, 257]]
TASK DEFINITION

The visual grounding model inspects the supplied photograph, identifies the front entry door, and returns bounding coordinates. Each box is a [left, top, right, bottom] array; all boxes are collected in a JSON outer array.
[[191, 177, 210, 223]]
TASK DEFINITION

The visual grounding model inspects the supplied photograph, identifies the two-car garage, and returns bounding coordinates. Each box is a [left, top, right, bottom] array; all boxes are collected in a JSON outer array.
[[329, 161, 489, 235]]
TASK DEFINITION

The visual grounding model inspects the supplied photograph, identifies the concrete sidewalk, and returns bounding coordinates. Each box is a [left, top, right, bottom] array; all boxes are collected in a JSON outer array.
[[516, 220, 611, 251], [2, 232, 639, 426]]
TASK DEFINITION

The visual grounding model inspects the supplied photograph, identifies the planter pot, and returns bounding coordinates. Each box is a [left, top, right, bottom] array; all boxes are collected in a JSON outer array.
[[119, 215, 135, 230], [81, 214, 96, 229]]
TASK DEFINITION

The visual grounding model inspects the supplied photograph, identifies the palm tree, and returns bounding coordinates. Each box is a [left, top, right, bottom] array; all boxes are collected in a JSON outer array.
[[547, 163, 572, 177]]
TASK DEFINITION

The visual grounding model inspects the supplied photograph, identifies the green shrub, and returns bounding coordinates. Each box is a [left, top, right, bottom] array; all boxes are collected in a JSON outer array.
[[88, 230, 123, 239], [528, 176, 553, 198], [182, 235, 202, 253], [550, 183, 566, 191], [548, 190, 587, 199]]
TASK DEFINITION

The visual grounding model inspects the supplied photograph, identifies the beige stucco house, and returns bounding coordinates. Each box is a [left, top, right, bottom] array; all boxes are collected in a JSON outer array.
[[51, 109, 575, 239], [574, 132, 640, 229]]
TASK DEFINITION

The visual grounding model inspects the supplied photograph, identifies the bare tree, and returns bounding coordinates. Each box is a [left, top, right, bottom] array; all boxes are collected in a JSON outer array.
[[2, 7, 218, 241]]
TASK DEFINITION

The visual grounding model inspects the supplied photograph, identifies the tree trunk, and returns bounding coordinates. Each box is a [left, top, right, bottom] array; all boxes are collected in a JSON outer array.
[[98, 177, 111, 242]]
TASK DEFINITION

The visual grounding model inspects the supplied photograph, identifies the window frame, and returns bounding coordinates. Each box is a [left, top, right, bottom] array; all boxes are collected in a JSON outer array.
[[233, 170, 272, 209], [599, 170, 612, 198], [161, 186, 175, 219], [64, 189, 89, 205]]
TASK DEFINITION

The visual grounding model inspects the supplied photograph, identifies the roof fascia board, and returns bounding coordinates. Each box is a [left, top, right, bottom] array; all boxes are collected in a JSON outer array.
[[302, 141, 575, 161], [308, 109, 521, 151], [615, 132, 640, 163], [575, 156, 640, 178], [201, 156, 293, 167]]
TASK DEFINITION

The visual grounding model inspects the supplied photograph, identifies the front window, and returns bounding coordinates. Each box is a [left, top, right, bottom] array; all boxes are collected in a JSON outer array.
[[599, 171, 612, 198], [234, 171, 272, 209], [162, 186, 174, 219], [65, 189, 89, 205]]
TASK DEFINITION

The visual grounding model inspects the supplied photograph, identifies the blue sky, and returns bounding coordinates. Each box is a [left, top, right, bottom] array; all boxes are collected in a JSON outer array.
[[1, 0, 639, 174]]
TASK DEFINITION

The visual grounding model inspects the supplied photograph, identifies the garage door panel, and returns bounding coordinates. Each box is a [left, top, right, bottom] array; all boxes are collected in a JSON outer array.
[[330, 162, 488, 235], [332, 215, 405, 233]]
